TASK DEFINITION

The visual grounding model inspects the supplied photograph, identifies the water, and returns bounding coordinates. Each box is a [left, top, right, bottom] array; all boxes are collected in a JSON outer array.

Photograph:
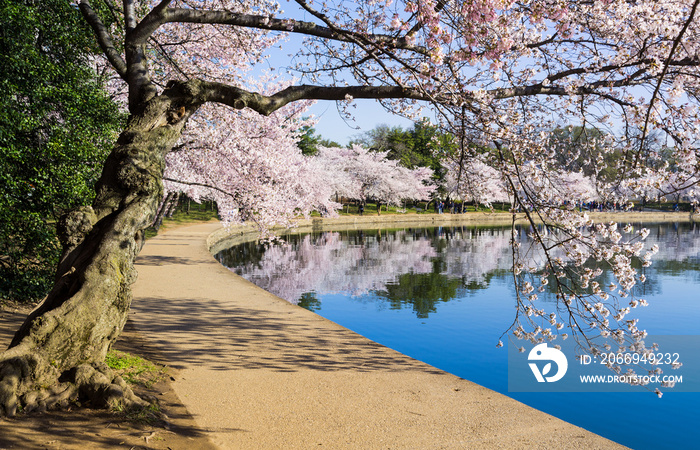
[[215, 222, 700, 449]]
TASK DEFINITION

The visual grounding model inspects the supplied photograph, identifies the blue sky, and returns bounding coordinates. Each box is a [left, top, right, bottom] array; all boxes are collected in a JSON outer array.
[[305, 100, 417, 145], [255, 2, 420, 145], [260, 43, 418, 145]]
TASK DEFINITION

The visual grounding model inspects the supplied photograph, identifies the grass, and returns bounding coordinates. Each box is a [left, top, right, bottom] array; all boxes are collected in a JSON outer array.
[[145, 201, 219, 239], [145, 197, 694, 241], [105, 350, 167, 389], [336, 202, 512, 215], [144, 199, 512, 240], [159, 207, 218, 226], [116, 402, 164, 425], [632, 201, 693, 212], [104, 350, 170, 424]]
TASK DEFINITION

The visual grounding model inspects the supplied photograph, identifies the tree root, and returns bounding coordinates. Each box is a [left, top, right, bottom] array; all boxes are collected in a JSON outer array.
[[69, 361, 149, 411], [0, 357, 149, 417]]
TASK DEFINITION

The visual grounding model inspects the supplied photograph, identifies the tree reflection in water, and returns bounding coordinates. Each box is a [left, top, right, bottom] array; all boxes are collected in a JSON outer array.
[[215, 222, 700, 318]]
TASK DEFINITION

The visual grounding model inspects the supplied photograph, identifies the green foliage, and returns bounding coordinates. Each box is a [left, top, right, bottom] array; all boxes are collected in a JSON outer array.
[[105, 351, 147, 371], [0, 0, 123, 301], [296, 123, 321, 155], [547, 126, 619, 182], [105, 349, 167, 423], [350, 119, 455, 186], [296, 121, 340, 155]]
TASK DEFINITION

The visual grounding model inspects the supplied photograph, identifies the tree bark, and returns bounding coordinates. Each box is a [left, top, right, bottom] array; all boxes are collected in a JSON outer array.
[[0, 81, 198, 416], [153, 191, 176, 231], [165, 193, 180, 218]]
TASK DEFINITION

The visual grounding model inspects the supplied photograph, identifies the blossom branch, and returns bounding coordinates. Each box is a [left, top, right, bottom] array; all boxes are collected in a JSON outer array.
[[194, 81, 440, 115], [636, 0, 700, 164], [132, 7, 428, 55]]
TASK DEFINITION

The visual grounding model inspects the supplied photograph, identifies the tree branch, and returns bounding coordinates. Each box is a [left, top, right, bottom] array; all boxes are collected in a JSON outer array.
[[636, 0, 700, 163], [132, 7, 428, 55], [491, 84, 635, 107], [150, 0, 173, 15], [78, 0, 127, 79], [123, 0, 137, 34], [193, 81, 440, 115], [290, 0, 424, 91], [163, 177, 235, 199]]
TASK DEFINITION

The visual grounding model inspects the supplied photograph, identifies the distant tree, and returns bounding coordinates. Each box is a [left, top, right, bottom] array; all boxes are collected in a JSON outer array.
[[0, 0, 122, 301], [351, 119, 455, 188], [350, 124, 407, 154], [296, 122, 340, 155], [297, 123, 321, 155], [316, 145, 435, 211]]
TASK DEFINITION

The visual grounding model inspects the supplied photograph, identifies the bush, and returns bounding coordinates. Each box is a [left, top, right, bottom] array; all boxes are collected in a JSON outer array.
[[0, 0, 123, 301]]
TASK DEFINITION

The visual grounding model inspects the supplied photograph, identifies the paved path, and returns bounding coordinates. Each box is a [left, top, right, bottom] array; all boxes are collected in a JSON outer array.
[[130, 222, 624, 449]]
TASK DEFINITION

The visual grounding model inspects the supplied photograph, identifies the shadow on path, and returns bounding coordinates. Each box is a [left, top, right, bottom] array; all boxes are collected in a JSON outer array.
[[133, 294, 441, 374]]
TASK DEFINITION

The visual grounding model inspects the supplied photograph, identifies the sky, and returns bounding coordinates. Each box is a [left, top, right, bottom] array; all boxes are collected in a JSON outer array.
[[255, 2, 638, 146], [258, 38, 421, 146], [305, 100, 417, 146], [254, 1, 421, 146]]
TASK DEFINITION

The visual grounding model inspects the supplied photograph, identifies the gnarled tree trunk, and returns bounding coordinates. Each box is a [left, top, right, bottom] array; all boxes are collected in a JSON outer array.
[[0, 82, 199, 416]]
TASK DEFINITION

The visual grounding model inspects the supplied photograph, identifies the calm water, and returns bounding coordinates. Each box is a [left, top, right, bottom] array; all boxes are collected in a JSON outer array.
[[215, 222, 700, 449]]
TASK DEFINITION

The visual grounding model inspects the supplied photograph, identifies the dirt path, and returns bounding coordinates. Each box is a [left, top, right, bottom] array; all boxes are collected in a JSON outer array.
[[127, 221, 626, 449]]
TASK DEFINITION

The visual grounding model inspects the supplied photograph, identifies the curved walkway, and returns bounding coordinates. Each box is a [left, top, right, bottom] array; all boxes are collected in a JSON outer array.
[[130, 221, 626, 449]]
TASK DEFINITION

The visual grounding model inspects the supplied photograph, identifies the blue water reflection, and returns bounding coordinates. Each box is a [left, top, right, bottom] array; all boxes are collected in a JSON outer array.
[[215, 222, 700, 449]]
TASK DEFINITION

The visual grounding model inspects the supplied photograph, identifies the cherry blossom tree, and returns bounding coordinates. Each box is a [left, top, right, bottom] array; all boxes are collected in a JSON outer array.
[[652, 166, 700, 206], [315, 145, 435, 210], [442, 155, 510, 205], [163, 99, 341, 230], [3, 0, 700, 413]]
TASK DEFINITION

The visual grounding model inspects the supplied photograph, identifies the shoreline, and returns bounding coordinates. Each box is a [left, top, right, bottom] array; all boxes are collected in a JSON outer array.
[[198, 211, 695, 447], [5, 212, 682, 448], [126, 221, 628, 448], [209, 210, 697, 253]]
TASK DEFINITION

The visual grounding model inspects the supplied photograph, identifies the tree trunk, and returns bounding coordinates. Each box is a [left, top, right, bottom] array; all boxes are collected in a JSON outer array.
[[0, 82, 198, 416], [165, 193, 180, 218], [152, 192, 176, 231]]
